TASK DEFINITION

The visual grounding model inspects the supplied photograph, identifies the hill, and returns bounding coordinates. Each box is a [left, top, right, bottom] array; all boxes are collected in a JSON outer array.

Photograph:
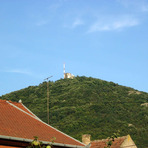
[[0, 76, 148, 148]]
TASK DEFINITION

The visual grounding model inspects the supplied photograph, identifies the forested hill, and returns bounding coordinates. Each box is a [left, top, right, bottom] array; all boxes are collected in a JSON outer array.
[[1, 76, 148, 148]]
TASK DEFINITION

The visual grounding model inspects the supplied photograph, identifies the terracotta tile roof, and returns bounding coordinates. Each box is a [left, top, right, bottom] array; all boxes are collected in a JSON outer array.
[[0, 100, 84, 147], [90, 136, 126, 148]]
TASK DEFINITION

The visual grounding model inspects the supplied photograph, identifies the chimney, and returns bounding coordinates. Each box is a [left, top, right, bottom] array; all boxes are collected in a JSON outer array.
[[82, 134, 91, 145]]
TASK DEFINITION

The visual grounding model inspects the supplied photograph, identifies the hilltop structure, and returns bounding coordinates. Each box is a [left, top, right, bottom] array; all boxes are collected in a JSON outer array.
[[63, 63, 74, 79]]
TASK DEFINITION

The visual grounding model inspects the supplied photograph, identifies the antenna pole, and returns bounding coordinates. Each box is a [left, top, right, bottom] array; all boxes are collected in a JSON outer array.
[[44, 76, 53, 124]]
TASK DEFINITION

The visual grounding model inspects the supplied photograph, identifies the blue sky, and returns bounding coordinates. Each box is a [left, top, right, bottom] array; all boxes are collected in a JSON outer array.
[[0, 0, 148, 96]]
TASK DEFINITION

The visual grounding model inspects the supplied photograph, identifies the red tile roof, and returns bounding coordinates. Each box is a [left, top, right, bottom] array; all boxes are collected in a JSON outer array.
[[0, 100, 84, 147], [90, 136, 126, 148]]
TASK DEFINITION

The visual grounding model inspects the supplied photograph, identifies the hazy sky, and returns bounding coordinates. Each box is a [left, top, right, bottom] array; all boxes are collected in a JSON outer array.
[[0, 0, 148, 96]]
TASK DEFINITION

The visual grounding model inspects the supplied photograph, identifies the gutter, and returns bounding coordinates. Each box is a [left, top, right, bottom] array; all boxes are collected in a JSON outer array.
[[0, 135, 89, 148]]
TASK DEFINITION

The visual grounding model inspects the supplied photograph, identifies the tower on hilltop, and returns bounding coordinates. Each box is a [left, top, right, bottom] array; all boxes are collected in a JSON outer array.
[[63, 63, 75, 79]]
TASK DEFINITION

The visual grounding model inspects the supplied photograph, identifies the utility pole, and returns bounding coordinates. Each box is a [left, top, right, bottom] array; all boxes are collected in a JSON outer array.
[[44, 76, 53, 124]]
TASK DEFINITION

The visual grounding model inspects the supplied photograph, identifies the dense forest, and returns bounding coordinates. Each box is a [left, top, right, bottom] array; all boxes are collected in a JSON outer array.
[[0, 76, 148, 148]]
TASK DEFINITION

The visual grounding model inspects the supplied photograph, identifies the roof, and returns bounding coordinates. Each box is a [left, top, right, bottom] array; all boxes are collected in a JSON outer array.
[[0, 100, 85, 147], [90, 136, 126, 148]]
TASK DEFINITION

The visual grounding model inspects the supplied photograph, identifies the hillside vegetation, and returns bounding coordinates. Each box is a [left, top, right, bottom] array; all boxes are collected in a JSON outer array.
[[1, 76, 148, 148]]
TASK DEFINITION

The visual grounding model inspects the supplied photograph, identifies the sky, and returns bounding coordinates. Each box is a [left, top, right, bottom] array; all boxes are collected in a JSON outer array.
[[0, 0, 148, 96]]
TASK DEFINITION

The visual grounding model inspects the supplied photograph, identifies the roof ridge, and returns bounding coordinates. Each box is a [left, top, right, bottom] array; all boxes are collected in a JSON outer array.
[[21, 103, 41, 120], [6, 101, 39, 120]]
